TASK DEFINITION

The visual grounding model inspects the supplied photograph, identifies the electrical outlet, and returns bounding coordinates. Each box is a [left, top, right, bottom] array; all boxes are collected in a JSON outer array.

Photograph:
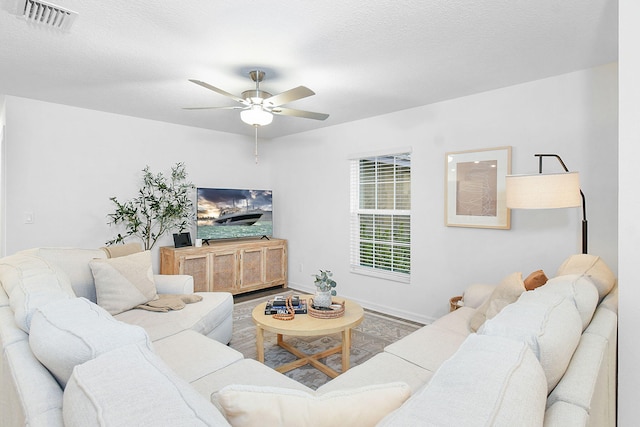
[[299, 263, 304, 273]]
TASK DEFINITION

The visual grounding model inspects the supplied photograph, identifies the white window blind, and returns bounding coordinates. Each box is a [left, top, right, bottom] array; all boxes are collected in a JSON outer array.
[[350, 152, 411, 282]]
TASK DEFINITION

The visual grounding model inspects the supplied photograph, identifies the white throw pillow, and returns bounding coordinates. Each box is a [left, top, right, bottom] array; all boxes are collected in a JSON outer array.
[[0, 254, 76, 332], [469, 272, 525, 332], [89, 250, 157, 315], [29, 297, 152, 388], [63, 344, 228, 426], [479, 292, 582, 392], [378, 334, 547, 427], [556, 254, 616, 299], [531, 274, 599, 330], [214, 382, 411, 427]]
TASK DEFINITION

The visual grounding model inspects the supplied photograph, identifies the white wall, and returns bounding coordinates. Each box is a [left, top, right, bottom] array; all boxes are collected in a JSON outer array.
[[3, 97, 272, 268], [2, 64, 618, 325], [617, 0, 639, 423], [271, 64, 618, 323], [0, 95, 5, 257]]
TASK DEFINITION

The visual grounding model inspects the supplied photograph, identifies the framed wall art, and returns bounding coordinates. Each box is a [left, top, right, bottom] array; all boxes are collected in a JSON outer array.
[[445, 146, 511, 229]]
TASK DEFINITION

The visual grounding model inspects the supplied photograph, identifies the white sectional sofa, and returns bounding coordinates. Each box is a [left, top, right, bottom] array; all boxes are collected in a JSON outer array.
[[0, 247, 617, 427]]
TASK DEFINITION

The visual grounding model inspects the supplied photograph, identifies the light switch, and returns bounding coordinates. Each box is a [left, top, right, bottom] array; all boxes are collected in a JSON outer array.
[[24, 211, 34, 224]]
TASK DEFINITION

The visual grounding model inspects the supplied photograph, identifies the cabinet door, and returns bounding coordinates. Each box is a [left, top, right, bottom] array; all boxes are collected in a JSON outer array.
[[179, 255, 209, 292], [265, 245, 286, 285], [239, 248, 264, 289], [210, 250, 237, 292]]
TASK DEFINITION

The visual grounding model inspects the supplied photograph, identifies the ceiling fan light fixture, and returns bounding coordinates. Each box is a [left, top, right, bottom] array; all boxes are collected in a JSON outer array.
[[241, 105, 273, 126]]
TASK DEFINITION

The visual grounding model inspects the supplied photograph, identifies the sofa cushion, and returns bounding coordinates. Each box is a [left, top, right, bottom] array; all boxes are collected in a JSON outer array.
[[469, 272, 525, 332], [19, 247, 107, 302], [556, 254, 616, 299], [378, 334, 547, 427], [533, 274, 599, 330], [479, 291, 582, 392], [214, 382, 410, 427], [0, 254, 76, 332], [317, 351, 434, 395], [4, 340, 65, 426], [89, 250, 158, 315], [114, 291, 233, 342], [29, 297, 152, 388], [63, 344, 230, 427], [384, 324, 468, 372], [546, 333, 608, 414], [192, 359, 314, 400], [544, 401, 589, 426], [524, 269, 548, 290], [153, 330, 243, 383]]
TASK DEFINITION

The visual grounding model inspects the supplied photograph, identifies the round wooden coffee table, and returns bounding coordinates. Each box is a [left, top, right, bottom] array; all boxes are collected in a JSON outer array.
[[252, 296, 364, 378]]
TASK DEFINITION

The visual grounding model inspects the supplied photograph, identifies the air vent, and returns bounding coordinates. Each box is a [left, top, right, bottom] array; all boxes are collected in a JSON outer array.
[[19, 0, 77, 30]]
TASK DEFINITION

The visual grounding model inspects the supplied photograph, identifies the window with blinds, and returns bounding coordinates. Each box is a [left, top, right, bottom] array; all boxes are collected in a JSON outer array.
[[350, 152, 411, 282]]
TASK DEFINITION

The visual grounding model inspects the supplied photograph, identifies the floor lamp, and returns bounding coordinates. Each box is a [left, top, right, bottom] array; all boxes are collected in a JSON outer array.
[[505, 154, 587, 254]]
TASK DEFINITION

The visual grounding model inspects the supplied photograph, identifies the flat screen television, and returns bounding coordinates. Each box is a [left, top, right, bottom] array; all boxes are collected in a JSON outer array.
[[197, 188, 273, 241]]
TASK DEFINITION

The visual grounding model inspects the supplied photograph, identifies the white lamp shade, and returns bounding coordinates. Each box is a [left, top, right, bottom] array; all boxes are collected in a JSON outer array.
[[505, 172, 581, 209], [240, 106, 273, 126]]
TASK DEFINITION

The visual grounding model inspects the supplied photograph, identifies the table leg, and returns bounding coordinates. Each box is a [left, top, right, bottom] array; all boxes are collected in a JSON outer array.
[[256, 326, 265, 363], [342, 327, 352, 372]]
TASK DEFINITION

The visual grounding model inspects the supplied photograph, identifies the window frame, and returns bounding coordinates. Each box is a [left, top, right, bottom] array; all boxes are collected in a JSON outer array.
[[349, 148, 412, 283]]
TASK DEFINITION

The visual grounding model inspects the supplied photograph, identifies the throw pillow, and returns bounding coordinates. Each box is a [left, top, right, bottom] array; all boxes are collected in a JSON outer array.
[[100, 242, 143, 259], [377, 335, 547, 427], [63, 344, 228, 426], [532, 274, 599, 330], [469, 272, 525, 332], [556, 254, 616, 299], [0, 254, 76, 332], [29, 297, 152, 388], [478, 292, 583, 392], [89, 250, 157, 315], [214, 382, 411, 427], [524, 269, 548, 290]]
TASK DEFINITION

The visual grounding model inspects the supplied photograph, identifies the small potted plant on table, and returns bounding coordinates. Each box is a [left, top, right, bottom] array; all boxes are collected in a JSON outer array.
[[312, 270, 337, 308]]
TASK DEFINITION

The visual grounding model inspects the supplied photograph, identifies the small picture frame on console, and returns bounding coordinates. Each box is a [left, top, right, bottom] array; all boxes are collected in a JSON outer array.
[[173, 232, 192, 248]]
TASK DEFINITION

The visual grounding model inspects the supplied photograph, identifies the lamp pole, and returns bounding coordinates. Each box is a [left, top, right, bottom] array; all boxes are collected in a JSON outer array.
[[534, 154, 587, 254]]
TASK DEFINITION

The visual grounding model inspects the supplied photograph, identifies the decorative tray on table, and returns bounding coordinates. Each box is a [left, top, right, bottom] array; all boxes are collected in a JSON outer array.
[[308, 299, 345, 319]]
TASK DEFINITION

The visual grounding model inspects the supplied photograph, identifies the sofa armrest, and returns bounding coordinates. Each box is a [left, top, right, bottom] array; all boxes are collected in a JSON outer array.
[[153, 275, 194, 295], [462, 283, 496, 309]]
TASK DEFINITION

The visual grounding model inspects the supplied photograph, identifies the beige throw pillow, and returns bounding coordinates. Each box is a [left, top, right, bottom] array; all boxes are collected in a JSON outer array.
[[556, 254, 616, 299], [214, 382, 411, 427], [100, 242, 143, 259], [89, 251, 157, 315], [469, 272, 525, 332]]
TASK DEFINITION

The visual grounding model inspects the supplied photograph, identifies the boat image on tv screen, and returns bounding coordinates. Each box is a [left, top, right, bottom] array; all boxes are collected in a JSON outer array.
[[197, 188, 273, 241]]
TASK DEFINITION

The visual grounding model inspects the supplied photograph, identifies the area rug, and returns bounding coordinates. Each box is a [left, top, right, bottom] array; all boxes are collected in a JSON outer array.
[[230, 290, 423, 390]]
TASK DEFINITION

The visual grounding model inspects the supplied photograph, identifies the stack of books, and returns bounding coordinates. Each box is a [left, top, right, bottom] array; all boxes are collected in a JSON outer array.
[[264, 295, 308, 315]]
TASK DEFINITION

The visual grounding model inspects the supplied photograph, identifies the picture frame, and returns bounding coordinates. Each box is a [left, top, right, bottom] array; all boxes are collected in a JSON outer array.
[[445, 146, 511, 229], [173, 232, 192, 248]]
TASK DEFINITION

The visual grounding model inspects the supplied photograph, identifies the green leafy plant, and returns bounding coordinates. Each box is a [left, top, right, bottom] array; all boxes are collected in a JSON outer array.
[[312, 270, 337, 295], [106, 162, 195, 250]]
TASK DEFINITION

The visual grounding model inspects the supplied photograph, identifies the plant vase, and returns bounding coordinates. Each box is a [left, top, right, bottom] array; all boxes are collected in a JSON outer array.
[[314, 289, 333, 308]]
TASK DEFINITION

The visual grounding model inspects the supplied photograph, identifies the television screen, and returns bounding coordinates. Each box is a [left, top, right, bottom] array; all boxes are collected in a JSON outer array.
[[197, 188, 273, 241]]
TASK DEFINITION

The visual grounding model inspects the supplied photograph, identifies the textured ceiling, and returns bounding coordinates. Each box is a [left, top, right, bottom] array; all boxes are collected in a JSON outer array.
[[0, 0, 618, 139]]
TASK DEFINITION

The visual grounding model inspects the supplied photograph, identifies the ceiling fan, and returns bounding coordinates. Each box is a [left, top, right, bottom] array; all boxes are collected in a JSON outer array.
[[184, 70, 329, 127]]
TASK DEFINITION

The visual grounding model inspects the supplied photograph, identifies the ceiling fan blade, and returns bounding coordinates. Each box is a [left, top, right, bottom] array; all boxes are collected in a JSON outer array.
[[272, 107, 329, 121], [188, 79, 247, 104], [263, 86, 315, 107], [182, 106, 244, 110]]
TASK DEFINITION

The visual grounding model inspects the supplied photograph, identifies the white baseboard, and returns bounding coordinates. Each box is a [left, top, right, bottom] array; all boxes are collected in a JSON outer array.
[[288, 282, 435, 325]]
